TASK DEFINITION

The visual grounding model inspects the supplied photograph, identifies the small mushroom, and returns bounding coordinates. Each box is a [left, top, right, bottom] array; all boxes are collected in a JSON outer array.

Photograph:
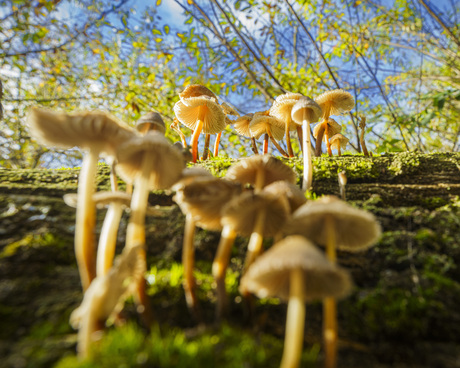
[[338, 171, 347, 201], [233, 113, 258, 154], [135, 111, 166, 135], [313, 118, 342, 157], [358, 114, 370, 157], [314, 90, 354, 156], [240, 235, 352, 368], [269, 92, 305, 157], [249, 111, 288, 157], [291, 97, 322, 191], [329, 133, 349, 157], [27, 108, 136, 291]]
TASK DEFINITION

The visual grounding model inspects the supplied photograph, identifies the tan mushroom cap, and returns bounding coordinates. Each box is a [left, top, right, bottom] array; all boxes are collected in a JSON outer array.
[[249, 114, 285, 140], [330, 133, 349, 151], [240, 235, 352, 302], [171, 167, 214, 191], [221, 191, 290, 237], [269, 92, 305, 127], [174, 177, 242, 231], [263, 181, 307, 213], [233, 113, 254, 138], [314, 89, 355, 117], [63, 191, 132, 209], [313, 118, 342, 141], [27, 108, 136, 156], [286, 195, 381, 251], [225, 155, 297, 188], [136, 111, 166, 135], [179, 84, 217, 101], [116, 132, 184, 190], [291, 96, 322, 124], [174, 96, 226, 134]]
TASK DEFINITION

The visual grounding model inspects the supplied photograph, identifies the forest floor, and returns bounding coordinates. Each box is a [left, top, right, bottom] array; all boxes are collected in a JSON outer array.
[[0, 152, 459, 368]]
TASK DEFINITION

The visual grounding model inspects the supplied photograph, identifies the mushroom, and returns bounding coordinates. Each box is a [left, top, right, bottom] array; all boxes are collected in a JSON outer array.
[[291, 97, 323, 191], [64, 191, 132, 277], [214, 102, 240, 158], [240, 235, 352, 368], [263, 180, 307, 214], [27, 108, 136, 291], [358, 114, 370, 157], [173, 84, 225, 162], [269, 92, 305, 157], [313, 118, 343, 157], [314, 90, 354, 156], [135, 111, 166, 135], [70, 244, 145, 358], [233, 113, 258, 154], [116, 131, 184, 323], [173, 174, 241, 320], [170, 117, 188, 149], [285, 196, 381, 368], [338, 171, 347, 201], [329, 133, 349, 157], [249, 110, 288, 157]]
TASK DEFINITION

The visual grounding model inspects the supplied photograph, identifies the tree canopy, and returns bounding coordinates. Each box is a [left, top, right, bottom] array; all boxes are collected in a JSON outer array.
[[1, 0, 459, 168]]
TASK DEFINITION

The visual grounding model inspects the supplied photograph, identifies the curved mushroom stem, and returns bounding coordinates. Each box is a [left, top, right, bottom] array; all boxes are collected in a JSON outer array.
[[171, 119, 188, 148], [96, 203, 124, 276], [213, 131, 222, 157], [263, 133, 269, 154], [359, 117, 370, 157], [314, 122, 326, 157], [296, 125, 303, 153], [280, 268, 305, 368], [242, 209, 266, 275], [302, 115, 313, 192], [326, 123, 333, 157], [285, 116, 295, 157], [212, 225, 237, 322], [75, 149, 99, 291], [337, 146, 342, 157], [250, 137, 259, 155], [191, 119, 204, 163], [324, 214, 338, 368], [202, 133, 211, 160], [182, 213, 201, 321], [110, 161, 118, 192], [268, 134, 289, 157]]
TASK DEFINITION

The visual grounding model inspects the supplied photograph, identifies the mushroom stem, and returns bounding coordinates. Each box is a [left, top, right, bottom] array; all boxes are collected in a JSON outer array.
[[255, 166, 266, 192], [314, 122, 326, 157], [280, 268, 305, 368], [212, 225, 237, 321], [285, 116, 295, 157], [337, 146, 342, 157], [75, 149, 99, 291], [302, 113, 313, 191], [359, 117, 370, 157], [76, 304, 101, 358], [263, 133, 269, 154], [296, 125, 303, 153], [250, 137, 259, 154], [242, 209, 266, 275], [182, 213, 201, 320], [110, 162, 118, 192], [171, 119, 188, 148], [202, 133, 211, 160], [213, 131, 222, 157], [268, 134, 289, 157], [323, 214, 338, 368], [191, 119, 204, 163], [96, 203, 124, 276], [325, 123, 333, 157]]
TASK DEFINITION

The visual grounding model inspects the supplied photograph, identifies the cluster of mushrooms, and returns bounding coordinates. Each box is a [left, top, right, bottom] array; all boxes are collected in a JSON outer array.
[[25, 85, 380, 368]]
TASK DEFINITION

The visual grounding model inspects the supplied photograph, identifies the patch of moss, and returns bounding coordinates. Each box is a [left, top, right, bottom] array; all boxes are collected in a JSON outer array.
[[0, 233, 67, 259]]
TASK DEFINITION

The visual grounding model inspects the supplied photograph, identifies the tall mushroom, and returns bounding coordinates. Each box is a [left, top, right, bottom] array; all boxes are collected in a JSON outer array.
[[27, 108, 136, 291], [240, 236, 352, 368], [173, 84, 225, 162], [269, 92, 304, 157], [291, 97, 322, 191], [285, 196, 381, 368], [314, 90, 354, 157]]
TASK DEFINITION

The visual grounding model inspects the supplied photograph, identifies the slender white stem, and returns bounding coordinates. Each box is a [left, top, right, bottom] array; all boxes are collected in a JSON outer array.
[[302, 116, 313, 191], [96, 204, 123, 276], [75, 149, 100, 291], [243, 210, 266, 274], [280, 268, 305, 368]]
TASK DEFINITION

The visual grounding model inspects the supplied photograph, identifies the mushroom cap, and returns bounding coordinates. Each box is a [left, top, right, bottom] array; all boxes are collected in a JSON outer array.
[[27, 108, 136, 156], [171, 167, 214, 191], [269, 92, 305, 126], [314, 89, 355, 117], [63, 191, 132, 209], [263, 180, 307, 213], [240, 235, 352, 302], [221, 190, 290, 237], [173, 96, 226, 134], [285, 195, 381, 251], [330, 133, 349, 151], [225, 155, 297, 188], [233, 113, 254, 138], [136, 111, 166, 135], [313, 118, 342, 141], [291, 96, 322, 124], [221, 102, 240, 117], [179, 84, 217, 101], [174, 177, 242, 231], [116, 132, 184, 190], [249, 114, 285, 140]]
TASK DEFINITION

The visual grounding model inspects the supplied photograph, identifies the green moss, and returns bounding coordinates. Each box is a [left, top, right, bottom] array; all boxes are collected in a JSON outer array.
[[387, 152, 421, 176], [0, 233, 67, 258]]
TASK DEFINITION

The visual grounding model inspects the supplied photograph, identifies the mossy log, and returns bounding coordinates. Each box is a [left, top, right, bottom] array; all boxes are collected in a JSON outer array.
[[0, 152, 459, 368]]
